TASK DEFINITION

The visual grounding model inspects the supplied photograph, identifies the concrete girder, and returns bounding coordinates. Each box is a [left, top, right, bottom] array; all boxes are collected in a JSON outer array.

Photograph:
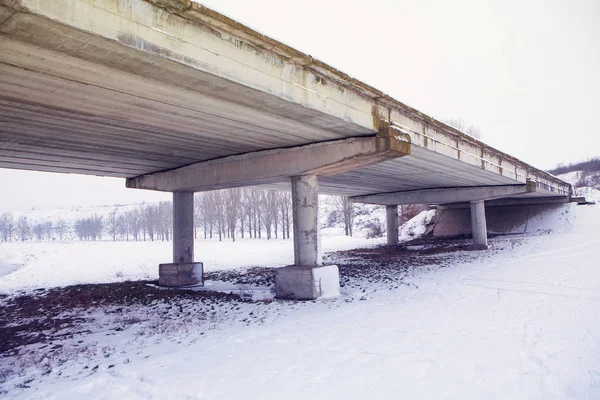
[[126, 127, 411, 192], [349, 181, 537, 206]]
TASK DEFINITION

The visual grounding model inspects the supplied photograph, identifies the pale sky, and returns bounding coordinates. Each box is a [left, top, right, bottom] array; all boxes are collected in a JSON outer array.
[[1, 0, 598, 210]]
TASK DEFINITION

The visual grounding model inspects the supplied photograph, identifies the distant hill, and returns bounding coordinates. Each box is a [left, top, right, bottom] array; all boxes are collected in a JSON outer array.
[[550, 158, 600, 203], [556, 168, 600, 203], [548, 158, 600, 176]]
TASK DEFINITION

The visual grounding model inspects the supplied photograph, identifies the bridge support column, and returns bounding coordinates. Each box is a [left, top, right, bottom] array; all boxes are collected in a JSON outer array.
[[275, 175, 340, 300], [386, 205, 399, 246], [470, 200, 488, 250], [159, 191, 203, 286]]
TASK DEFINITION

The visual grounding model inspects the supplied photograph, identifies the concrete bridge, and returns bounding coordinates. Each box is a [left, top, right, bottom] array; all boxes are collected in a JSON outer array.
[[0, 0, 573, 299]]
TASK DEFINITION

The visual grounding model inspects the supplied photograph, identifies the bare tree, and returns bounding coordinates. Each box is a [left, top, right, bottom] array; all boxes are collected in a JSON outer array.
[[55, 219, 68, 240], [117, 214, 128, 240], [44, 221, 53, 240], [200, 192, 215, 239], [278, 191, 292, 239], [194, 193, 203, 239], [16, 216, 31, 241], [398, 204, 428, 224], [442, 118, 481, 139], [262, 191, 280, 240], [333, 196, 356, 236], [225, 188, 241, 242], [247, 189, 263, 239], [139, 204, 148, 241], [209, 190, 225, 241], [157, 201, 172, 241], [271, 192, 280, 239], [33, 223, 44, 241], [125, 209, 141, 241], [143, 204, 159, 241], [241, 189, 254, 239], [74, 214, 103, 240], [0, 212, 14, 242], [106, 208, 119, 241]]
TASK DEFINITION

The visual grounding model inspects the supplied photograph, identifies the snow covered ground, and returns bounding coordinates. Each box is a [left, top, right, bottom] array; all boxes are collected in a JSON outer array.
[[0, 234, 384, 292], [1, 203, 599, 399]]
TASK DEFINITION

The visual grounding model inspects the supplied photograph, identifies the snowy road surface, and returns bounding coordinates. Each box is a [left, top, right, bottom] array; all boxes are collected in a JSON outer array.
[[1, 204, 599, 399]]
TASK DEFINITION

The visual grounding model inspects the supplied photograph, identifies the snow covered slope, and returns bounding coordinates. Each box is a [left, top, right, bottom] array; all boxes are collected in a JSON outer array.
[[557, 170, 600, 202]]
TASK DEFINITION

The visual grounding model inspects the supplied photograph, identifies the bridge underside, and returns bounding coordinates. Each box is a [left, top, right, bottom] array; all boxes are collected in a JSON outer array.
[[0, 0, 573, 299], [0, 35, 561, 199]]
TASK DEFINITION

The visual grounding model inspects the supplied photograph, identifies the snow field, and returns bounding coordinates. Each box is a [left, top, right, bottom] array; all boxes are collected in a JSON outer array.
[[0, 203, 598, 399], [0, 234, 385, 293]]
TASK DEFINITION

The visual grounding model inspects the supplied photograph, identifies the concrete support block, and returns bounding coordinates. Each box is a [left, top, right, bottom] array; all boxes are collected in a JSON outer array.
[[291, 175, 321, 266], [386, 205, 399, 246], [173, 191, 194, 264], [275, 265, 340, 300], [470, 200, 488, 249], [159, 262, 204, 287]]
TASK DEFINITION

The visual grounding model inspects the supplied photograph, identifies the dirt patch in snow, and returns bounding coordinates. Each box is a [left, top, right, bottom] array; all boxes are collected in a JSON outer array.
[[205, 266, 276, 287], [327, 239, 485, 289], [0, 280, 242, 357]]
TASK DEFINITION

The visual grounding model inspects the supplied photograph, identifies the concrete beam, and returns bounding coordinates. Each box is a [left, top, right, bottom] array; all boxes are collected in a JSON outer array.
[[126, 127, 410, 192], [350, 181, 537, 206], [438, 195, 575, 210]]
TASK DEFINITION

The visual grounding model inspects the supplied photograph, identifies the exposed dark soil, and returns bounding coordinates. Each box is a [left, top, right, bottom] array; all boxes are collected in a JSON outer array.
[[0, 280, 242, 357], [328, 238, 483, 288], [0, 238, 489, 358], [205, 266, 276, 287]]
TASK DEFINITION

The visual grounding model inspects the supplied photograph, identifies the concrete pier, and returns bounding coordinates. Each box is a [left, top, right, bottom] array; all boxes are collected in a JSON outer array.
[[386, 205, 399, 246], [470, 200, 488, 249], [291, 175, 321, 266], [159, 191, 202, 287], [173, 191, 194, 264], [276, 175, 340, 300]]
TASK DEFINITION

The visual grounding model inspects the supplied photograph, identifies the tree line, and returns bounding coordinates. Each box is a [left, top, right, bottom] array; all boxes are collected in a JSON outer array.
[[0, 189, 298, 243], [0, 187, 427, 243]]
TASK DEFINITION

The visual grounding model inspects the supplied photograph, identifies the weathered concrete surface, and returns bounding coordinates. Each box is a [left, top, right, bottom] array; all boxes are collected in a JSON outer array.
[[386, 205, 399, 246], [127, 127, 410, 192], [470, 200, 488, 249], [0, 0, 572, 200], [158, 262, 203, 287], [430, 202, 571, 238], [173, 191, 194, 264], [291, 175, 321, 266], [275, 265, 340, 300], [351, 181, 536, 206]]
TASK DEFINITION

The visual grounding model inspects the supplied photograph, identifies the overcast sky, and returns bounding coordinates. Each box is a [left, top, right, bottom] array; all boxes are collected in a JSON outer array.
[[1, 0, 598, 211]]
